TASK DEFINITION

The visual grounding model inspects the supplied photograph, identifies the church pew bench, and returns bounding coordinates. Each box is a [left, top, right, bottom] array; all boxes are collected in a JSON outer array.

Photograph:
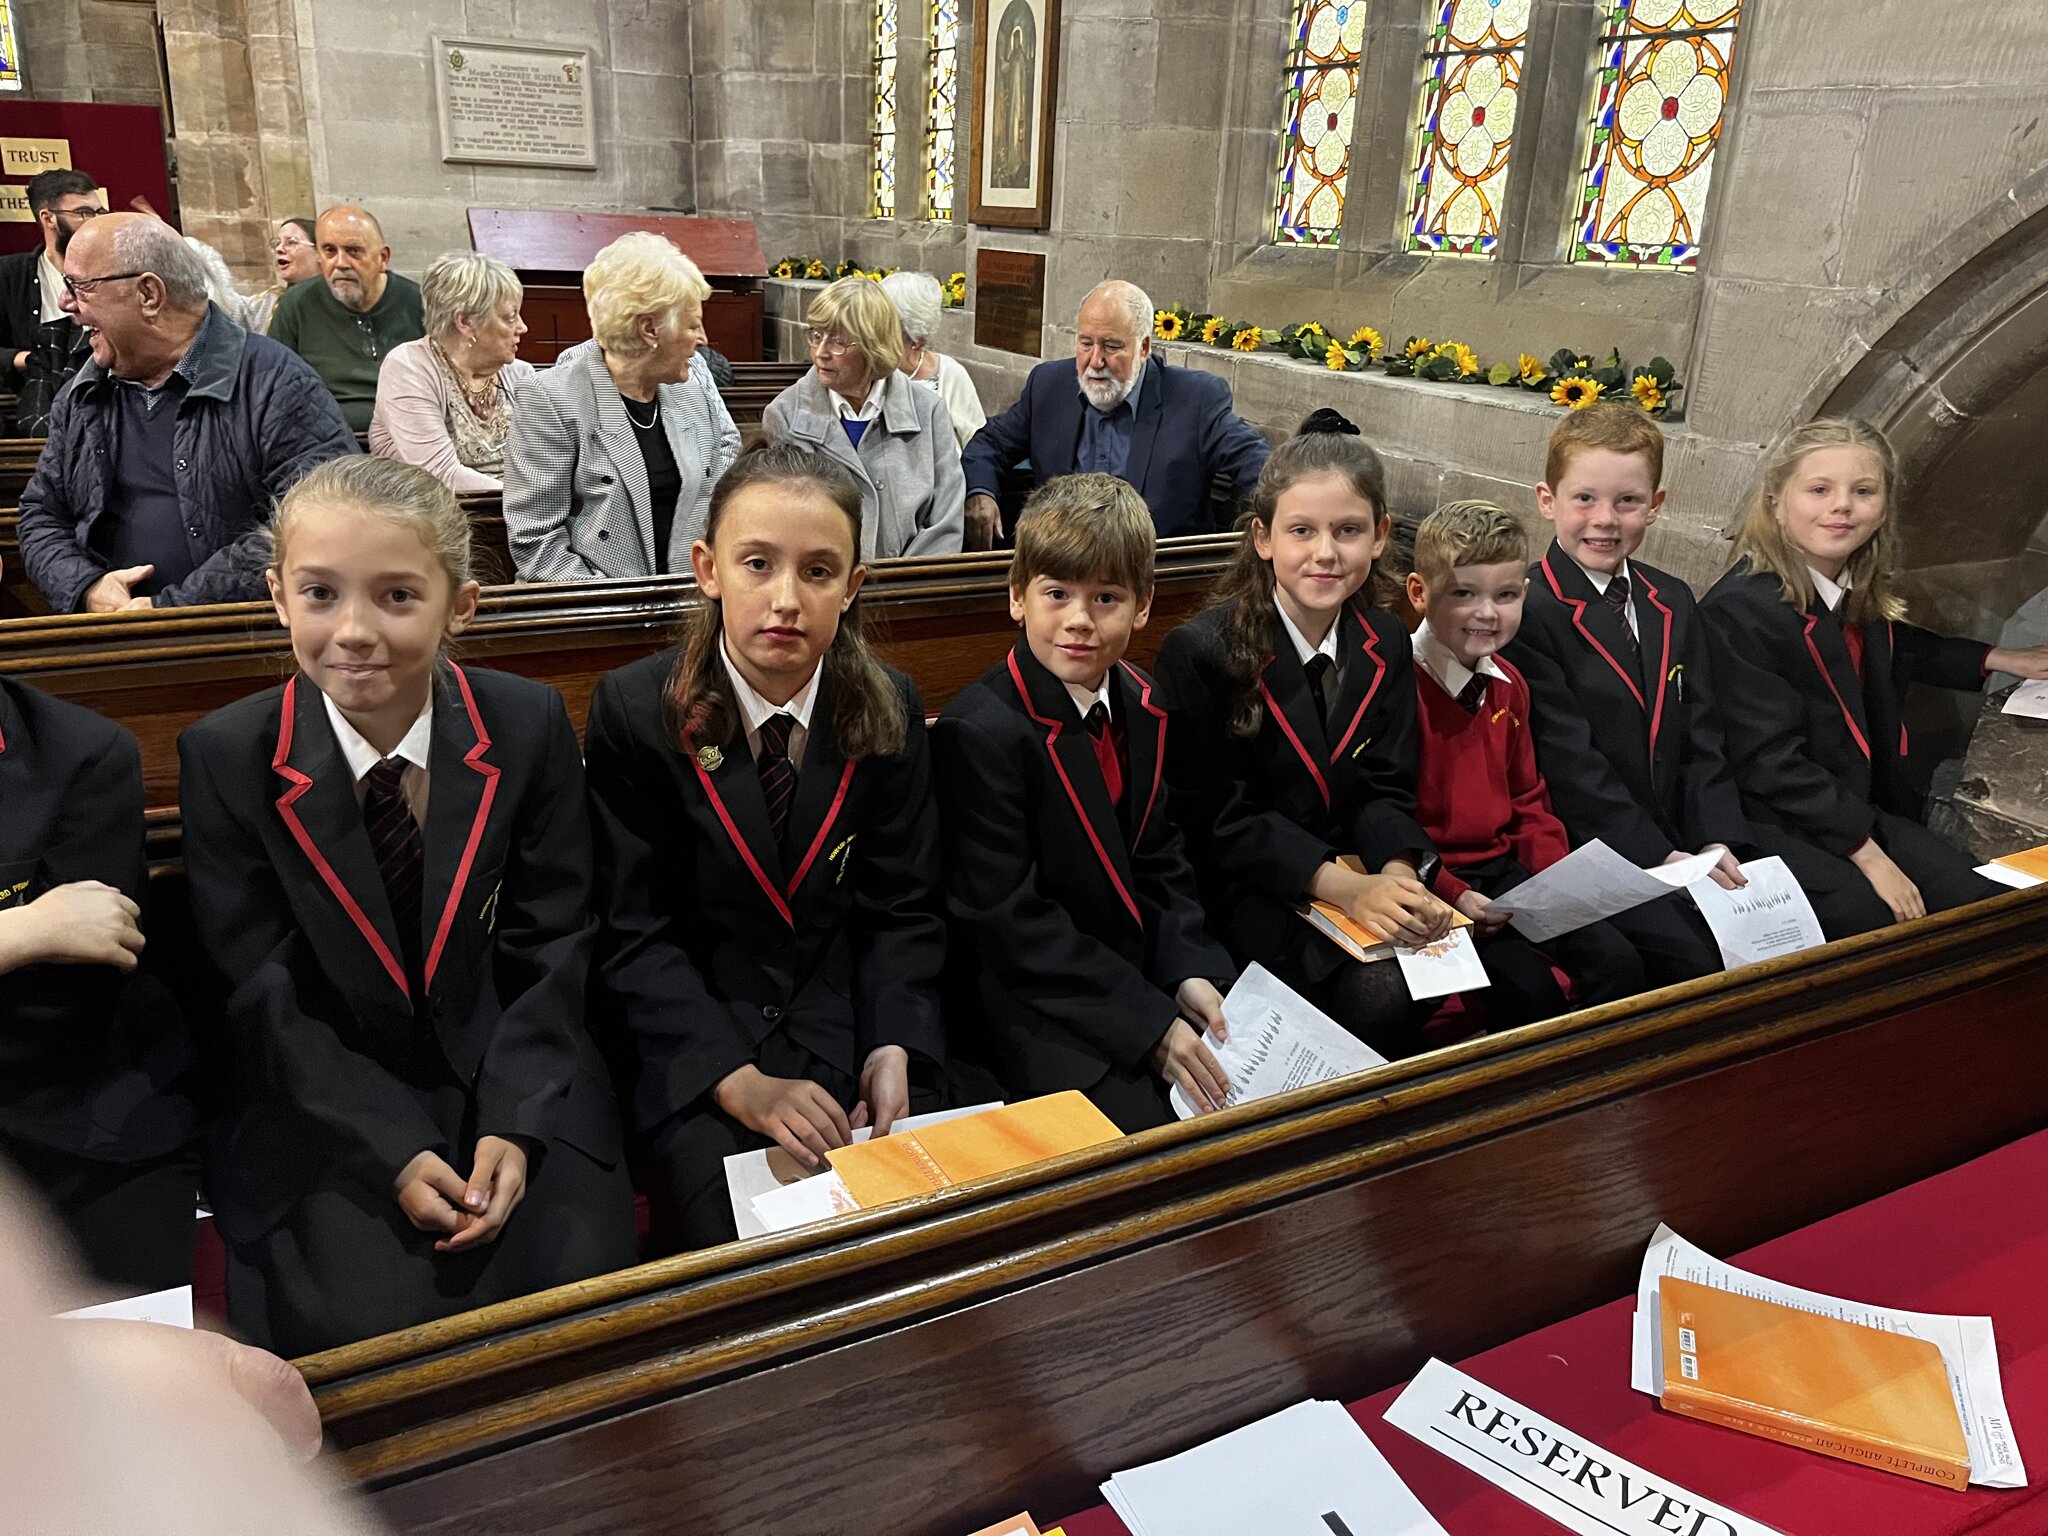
[[297, 886, 2048, 1534]]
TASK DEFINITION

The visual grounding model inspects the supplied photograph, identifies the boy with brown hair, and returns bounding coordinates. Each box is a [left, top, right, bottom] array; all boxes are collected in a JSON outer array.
[[933, 474, 1235, 1131]]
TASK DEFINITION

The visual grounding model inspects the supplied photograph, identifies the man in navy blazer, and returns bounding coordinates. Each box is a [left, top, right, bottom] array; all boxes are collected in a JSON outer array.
[[960, 280, 1271, 545]]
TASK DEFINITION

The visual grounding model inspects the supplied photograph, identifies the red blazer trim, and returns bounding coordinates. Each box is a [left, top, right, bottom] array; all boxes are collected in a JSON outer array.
[[1119, 659, 1167, 849], [1327, 618, 1388, 764], [787, 761, 857, 894], [1634, 566, 1676, 762], [1541, 552, 1647, 712], [1887, 622, 1910, 756], [271, 675, 410, 998], [1007, 650, 1143, 929], [422, 663, 502, 989], [1258, 663, 1332, 808], [1802, 614, 1871, 761], [690, 751, 796, 928]]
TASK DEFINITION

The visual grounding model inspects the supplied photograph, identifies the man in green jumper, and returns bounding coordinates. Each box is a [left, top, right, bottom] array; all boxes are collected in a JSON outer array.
[[270, 205, 424, 433]]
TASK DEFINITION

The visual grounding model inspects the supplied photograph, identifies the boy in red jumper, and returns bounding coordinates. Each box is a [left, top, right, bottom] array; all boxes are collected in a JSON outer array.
[[1407, 501, 1644, 1026]]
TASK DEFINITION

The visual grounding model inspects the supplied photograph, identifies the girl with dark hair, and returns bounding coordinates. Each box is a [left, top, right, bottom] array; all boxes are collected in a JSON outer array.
[[586, 442, 949, 1251], [1154, 413, 1453, 1058]]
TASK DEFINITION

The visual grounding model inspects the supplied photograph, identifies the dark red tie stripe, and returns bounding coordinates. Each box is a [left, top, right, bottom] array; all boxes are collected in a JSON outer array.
[[758, 713, 797, 849], [363, 757, 424, 988], [1603, 574, 1639, 655], [1085, 702, 1124, 807]]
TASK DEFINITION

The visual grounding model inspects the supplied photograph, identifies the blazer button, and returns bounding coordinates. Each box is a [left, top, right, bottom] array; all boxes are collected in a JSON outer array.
[[598, 529, 610, 540], [762, 1004, 783, 1023], [176, 458, 188, 471]]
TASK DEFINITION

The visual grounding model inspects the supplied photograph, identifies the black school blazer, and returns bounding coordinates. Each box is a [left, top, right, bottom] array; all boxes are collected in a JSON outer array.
[[1506, 540, 1752, 866], [0, 679, 194, 1162], [584, 650, 947, 1133], [177, 663, 620, 1242], [1153, 599, 1430, 969], [932, 640, 1233, 1099], [1699, 561, 1991, 856]]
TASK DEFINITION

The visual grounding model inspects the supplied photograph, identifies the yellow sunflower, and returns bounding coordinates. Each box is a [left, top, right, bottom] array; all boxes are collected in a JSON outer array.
[[773, 260, 796, 279], [1632, 374, 1666, 412], [1516, 352, 1546, 384], [1348, 325, 1382, 358], [1436, 341, 1480, 377], [1155, 310, 1185, 342], [1232, 326, 1264, 352], [1325, 341, 1349, 372], [805, 259, 828, 279], [1552, 377, 1603, 410], [1405, 335, 1433, 360]]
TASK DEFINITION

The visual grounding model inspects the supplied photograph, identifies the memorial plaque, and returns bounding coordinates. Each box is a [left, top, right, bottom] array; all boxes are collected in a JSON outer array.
[[973, 248, 1046, 357], [435, 37, 597, 171]]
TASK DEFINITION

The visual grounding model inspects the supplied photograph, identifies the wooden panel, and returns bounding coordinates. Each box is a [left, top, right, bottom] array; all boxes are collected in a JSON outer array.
[[468, 210, 767, 281], [515, 286, 764, 365], [295, 890, 2048, 1536]]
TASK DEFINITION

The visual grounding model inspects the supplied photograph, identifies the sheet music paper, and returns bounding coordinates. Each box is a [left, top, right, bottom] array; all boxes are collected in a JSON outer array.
[[1169, 963, 1385, 1120], [1630, 1225, 2026, 1487], [1685, 855, 1826, 967], [1487, 839, 1720, 944]]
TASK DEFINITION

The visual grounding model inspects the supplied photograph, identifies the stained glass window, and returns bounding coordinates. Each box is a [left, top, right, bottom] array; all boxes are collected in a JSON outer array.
[[1570, 0, 1744, 268], [1271, 1, 1368, 247], [871, 0, 899, 218], [1403, 0, 1531, 258], [923, 0, 958, 219], [0, 2, 20, 92]]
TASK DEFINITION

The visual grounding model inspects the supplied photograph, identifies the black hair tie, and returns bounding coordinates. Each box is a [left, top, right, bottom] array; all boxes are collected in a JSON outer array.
[[1298, 407, 1360, 437]]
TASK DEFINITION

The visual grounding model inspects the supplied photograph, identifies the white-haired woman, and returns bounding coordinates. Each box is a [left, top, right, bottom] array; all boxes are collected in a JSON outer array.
[[369, 252, 538, 493], [878, 270, 985, 450], [503, 232, 740, 582]]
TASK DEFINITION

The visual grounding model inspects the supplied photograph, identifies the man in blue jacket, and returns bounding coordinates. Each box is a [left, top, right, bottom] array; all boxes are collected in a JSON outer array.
[[960, 279, 1271, 546], [18, 214, 357, 613]]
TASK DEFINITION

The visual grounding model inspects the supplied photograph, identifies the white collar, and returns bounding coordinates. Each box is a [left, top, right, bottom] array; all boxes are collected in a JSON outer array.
[[1064, 671, 1114, 724], [1572, 555, 1632, 595], [1808, 566, 1851, 612], [722, 635, 821, 735], [830, 385, 883, 422], [1411, 623, 1506, 701], [323, 691, 434, 782], [1274, 598, 1342, 668]]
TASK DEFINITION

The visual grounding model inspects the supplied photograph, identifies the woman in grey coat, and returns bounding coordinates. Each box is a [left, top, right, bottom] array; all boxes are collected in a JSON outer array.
[[761, 277, 964, 559], [503, 232, 740, 582]]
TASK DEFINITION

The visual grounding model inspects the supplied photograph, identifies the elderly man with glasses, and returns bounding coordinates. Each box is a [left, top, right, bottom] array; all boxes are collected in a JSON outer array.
[[16, 213, 357, 613]]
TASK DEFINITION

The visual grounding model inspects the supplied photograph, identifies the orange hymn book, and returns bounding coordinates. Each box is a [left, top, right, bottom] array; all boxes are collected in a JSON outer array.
[[827, 1093, 1123, 1209], [1658, 1275, 1971, 1490], [1994, 843, 2048, 882]]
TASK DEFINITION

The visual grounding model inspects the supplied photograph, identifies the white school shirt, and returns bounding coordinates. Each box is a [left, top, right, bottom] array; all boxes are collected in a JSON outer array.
[[323, 693, 433, 826], [1410, 623, 1508, 702], [1274, 598, 1342, 711], [1808, 566, 1850, 612], [722, 635, 821, 772], [1573, 555, 1641, 643]]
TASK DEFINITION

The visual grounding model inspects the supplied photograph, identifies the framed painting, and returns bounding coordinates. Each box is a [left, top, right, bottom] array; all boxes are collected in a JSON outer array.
[[967, 0, 1059, 229]]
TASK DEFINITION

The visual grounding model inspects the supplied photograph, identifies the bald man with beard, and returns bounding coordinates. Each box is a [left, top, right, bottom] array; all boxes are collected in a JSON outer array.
[[270, 204, 426, 432]]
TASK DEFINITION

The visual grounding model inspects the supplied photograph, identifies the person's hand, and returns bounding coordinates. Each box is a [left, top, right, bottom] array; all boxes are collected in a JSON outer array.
[[1850, 841, 1925, 924], [436, 1135, 529, 1253], [1673, 844, 1746, 891], [10, 349, 24, 373], [715, 1063, 853, 1170], [1175, 976, 1227, 1043], [392, 1149, 473, 1240], [1452, 888, 1510, 934], [850, 1044, 910, 1138], [0, 881, 144, 973], [964, 493, 1001, 551], [81, 565, 153, 613], [1348, 872, 1452, 946], [1150, 1017, 1230, 1113], [1987, 643, 2048, 680]]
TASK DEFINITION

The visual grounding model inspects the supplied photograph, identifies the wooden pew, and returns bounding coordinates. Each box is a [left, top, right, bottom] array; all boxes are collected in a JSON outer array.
[[300, 887, 2048, 1534], [0, 534, 1238, 819]]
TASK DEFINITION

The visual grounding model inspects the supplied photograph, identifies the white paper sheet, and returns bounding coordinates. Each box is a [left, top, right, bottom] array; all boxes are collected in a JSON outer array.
[[1103, 1398, 1445, 1536], [749, 1169, 859, 1232], [725, 1102, 1003, 1238], [2000, 679, 2048, 719], [1488, 839, 1720, 944], [1385, 1358, 1779, 1536], [1685, 855, 1826, 967], [59, 1284, 194, 1328], [1977, 861, 2046, 890], [1629, 1224, 2026, 1488], [1169, 963, 1385, 1120], [1395, 923, 1490, 1001]]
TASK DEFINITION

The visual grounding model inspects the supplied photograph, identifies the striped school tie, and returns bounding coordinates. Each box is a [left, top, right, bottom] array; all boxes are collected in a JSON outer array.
[[1603, 573, 1639, 657], [758, 712, 798, 857], [363, 756, 424, 991]]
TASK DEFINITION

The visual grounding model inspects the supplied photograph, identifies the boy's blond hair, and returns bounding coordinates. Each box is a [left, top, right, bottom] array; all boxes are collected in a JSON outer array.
[[1544, 400, 1666, 490], [1009, 473, 1157, 598], [1412, 499, 1528, 591]]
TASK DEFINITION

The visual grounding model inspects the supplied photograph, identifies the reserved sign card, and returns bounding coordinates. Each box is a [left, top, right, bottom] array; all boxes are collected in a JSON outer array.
[[1384, 1359, 1781, 1536]]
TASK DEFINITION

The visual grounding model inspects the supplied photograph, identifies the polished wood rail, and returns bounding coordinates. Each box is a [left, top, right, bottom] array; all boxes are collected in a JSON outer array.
[[296, 887, 2048, 1535]]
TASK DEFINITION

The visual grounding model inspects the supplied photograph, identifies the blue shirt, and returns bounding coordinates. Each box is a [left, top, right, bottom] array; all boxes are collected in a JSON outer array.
[[1076, 364, 1144, 480]]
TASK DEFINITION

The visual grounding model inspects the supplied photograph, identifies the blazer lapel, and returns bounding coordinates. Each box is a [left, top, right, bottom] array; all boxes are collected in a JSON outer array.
[[1116, 661, 1168, 848], [417, 664, 503, 997], [656, 375, 709, 563], [1632, 567, 1677, 764], [1325, 601, 1390, 772], [1123, 357, 1165, 493], [1043, 372, 1084, 476], [1802, 604, 1873, 760], [269, 676, 411, 1011], [689, 714, 796, 925], [1257, 646, 1334, 808], [1007, 643, 1142, 928], [1539, 543, 1647, 710], [782, 678, 859, 898], [584, 350, 655, 573]]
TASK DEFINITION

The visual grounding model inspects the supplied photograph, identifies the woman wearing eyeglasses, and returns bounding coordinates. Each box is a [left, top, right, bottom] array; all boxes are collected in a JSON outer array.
[[503, 233, 741, 583], [236, 218, 319, 337], [761, 277, 965, 558], [370, 252, 537, 495]]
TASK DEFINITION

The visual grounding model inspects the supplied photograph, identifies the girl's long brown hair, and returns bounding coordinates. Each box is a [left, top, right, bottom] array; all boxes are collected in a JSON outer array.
[[1723, 417, 1906, 623], [664, 442, 906, 760], [1209, 421, 1392, 736]]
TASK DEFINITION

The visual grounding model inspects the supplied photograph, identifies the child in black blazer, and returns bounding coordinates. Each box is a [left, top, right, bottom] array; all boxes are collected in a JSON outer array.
[[934, 474, 1236, 1133], [1702, 418, 2048, 922], [178, 458, 634, 1357], [0, 670, 196, 1295], [1154, 418, 1451, 1057], [586, 443, 948, 1252]]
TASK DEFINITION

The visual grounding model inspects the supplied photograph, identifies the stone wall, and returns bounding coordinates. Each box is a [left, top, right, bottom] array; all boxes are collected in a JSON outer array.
[[17, 0, 161, 104]]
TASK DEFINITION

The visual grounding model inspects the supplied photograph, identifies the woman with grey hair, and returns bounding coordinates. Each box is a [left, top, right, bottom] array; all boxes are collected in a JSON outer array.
[[369, 251, 537, 493], [878, 270, 985, 450]]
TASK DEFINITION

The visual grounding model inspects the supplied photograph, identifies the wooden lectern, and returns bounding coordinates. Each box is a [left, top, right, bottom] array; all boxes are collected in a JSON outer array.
[[467, 209, 767, 364]]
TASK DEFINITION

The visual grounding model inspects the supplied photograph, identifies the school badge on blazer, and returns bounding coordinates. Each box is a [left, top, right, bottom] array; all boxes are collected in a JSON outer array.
[[696, 744, 724, 772], [828, 833, 858, 885], [478, 881, 502, 934]]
